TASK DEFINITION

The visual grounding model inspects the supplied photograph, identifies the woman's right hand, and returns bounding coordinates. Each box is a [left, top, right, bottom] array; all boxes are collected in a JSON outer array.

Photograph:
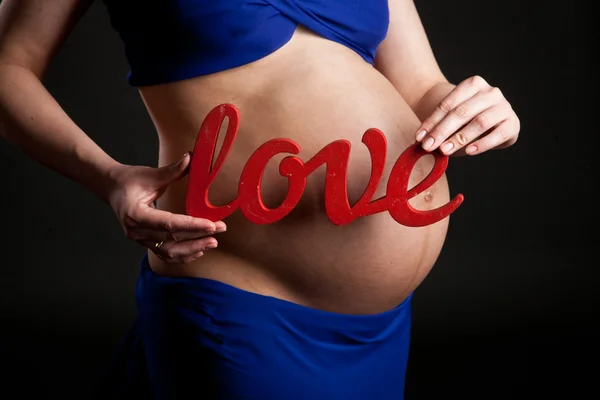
[[106, 152, 226, 264]]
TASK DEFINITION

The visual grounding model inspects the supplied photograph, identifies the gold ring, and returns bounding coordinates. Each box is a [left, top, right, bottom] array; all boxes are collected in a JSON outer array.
[[155, 241, 164, 250]]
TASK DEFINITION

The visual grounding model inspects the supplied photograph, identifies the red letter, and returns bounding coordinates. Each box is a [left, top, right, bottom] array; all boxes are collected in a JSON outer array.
[[386, 144, 464, 227], [186, 104, 241, 220], [341, 128, 389, 222], [298, 139, 354, 225], [272, 128, 389, 226], [187, 104, 465, 227], [300, 128, 390, 226], [238, 139, 304, 224]]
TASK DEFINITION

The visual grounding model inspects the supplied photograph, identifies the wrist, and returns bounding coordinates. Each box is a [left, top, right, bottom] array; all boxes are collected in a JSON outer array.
[[98, 159, 128, 204], [71, 143, 125, 204]]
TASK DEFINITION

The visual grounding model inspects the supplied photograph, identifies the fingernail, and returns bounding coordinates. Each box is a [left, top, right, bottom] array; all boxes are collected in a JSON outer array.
[[171, 153, 188, 169], [416, 130, 427, 141], [440, 142, 454, 153], [466, 145, 478, 154], [215, 221, 227, 232], [422, 137, 434, 150], [206, 242, 217, 249]]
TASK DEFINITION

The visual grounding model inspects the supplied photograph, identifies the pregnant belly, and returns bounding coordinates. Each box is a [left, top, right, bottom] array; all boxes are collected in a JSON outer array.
[[139, 28, 451, 314]]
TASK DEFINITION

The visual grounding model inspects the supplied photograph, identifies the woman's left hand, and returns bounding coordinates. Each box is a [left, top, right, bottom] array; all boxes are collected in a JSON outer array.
[[415, 75, 520, 156]]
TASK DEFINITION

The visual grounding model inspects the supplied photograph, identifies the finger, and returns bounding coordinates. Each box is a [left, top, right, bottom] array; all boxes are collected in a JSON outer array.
[[134, 206, 226, 235], [153, 152, 192, 187], [148, 237, 218, 264], [464, 119, 517, 155], [438, 104, 509, 155], [422, 88, 503, 152], [415, 76, 491, 143], [134, 226, 223, 242], [155, 249, 204, 264]]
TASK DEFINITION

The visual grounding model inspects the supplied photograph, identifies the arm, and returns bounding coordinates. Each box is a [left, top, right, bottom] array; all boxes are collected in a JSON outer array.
[[0, 0, 119, 201], [375, 0, 520, 156], [0, 0, 225, 263], [374, 0, 454, 120]]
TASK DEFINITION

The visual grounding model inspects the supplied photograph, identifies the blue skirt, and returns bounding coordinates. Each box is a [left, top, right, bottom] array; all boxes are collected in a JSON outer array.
[[98, 254, 413, 399]]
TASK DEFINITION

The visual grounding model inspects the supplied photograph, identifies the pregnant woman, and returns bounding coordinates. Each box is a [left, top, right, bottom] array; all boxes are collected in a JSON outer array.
[[0, 0, 520, 398]]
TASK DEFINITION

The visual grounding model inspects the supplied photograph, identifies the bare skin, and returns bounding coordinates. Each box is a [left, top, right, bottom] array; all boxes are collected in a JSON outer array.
[[0, 0, 519, 315]]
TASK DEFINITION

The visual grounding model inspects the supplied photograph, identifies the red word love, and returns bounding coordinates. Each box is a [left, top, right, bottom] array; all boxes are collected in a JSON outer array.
[[186, 104, 464, 227]]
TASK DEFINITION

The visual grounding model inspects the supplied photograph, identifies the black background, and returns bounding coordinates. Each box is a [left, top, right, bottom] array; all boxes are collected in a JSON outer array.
[[0, 0, 597, 398]]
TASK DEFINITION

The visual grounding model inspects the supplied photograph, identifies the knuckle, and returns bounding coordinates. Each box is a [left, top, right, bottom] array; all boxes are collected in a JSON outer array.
[[162, 218, 174, 232], [421, 121, 436, 132], [474, 115, 488, 130], [429, 128, 444, 140], [469, 75, 487, 87], [495, 128, 508, 143], [454, 105, 468, 118], [437, 99, 453, 114], [198, 239, 211, 251], [489, 86, 503, 97]]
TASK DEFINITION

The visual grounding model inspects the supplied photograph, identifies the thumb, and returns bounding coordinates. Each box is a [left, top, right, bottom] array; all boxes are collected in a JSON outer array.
[[154, 152, 192, 186]]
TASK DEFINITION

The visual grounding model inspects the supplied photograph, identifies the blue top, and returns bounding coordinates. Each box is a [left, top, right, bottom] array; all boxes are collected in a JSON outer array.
[[101, 0, 390, 87]]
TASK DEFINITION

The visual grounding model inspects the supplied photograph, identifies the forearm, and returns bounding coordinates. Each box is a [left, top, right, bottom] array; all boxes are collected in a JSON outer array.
[[0, 62, 122, 203], [411, 81, 456, 122]]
